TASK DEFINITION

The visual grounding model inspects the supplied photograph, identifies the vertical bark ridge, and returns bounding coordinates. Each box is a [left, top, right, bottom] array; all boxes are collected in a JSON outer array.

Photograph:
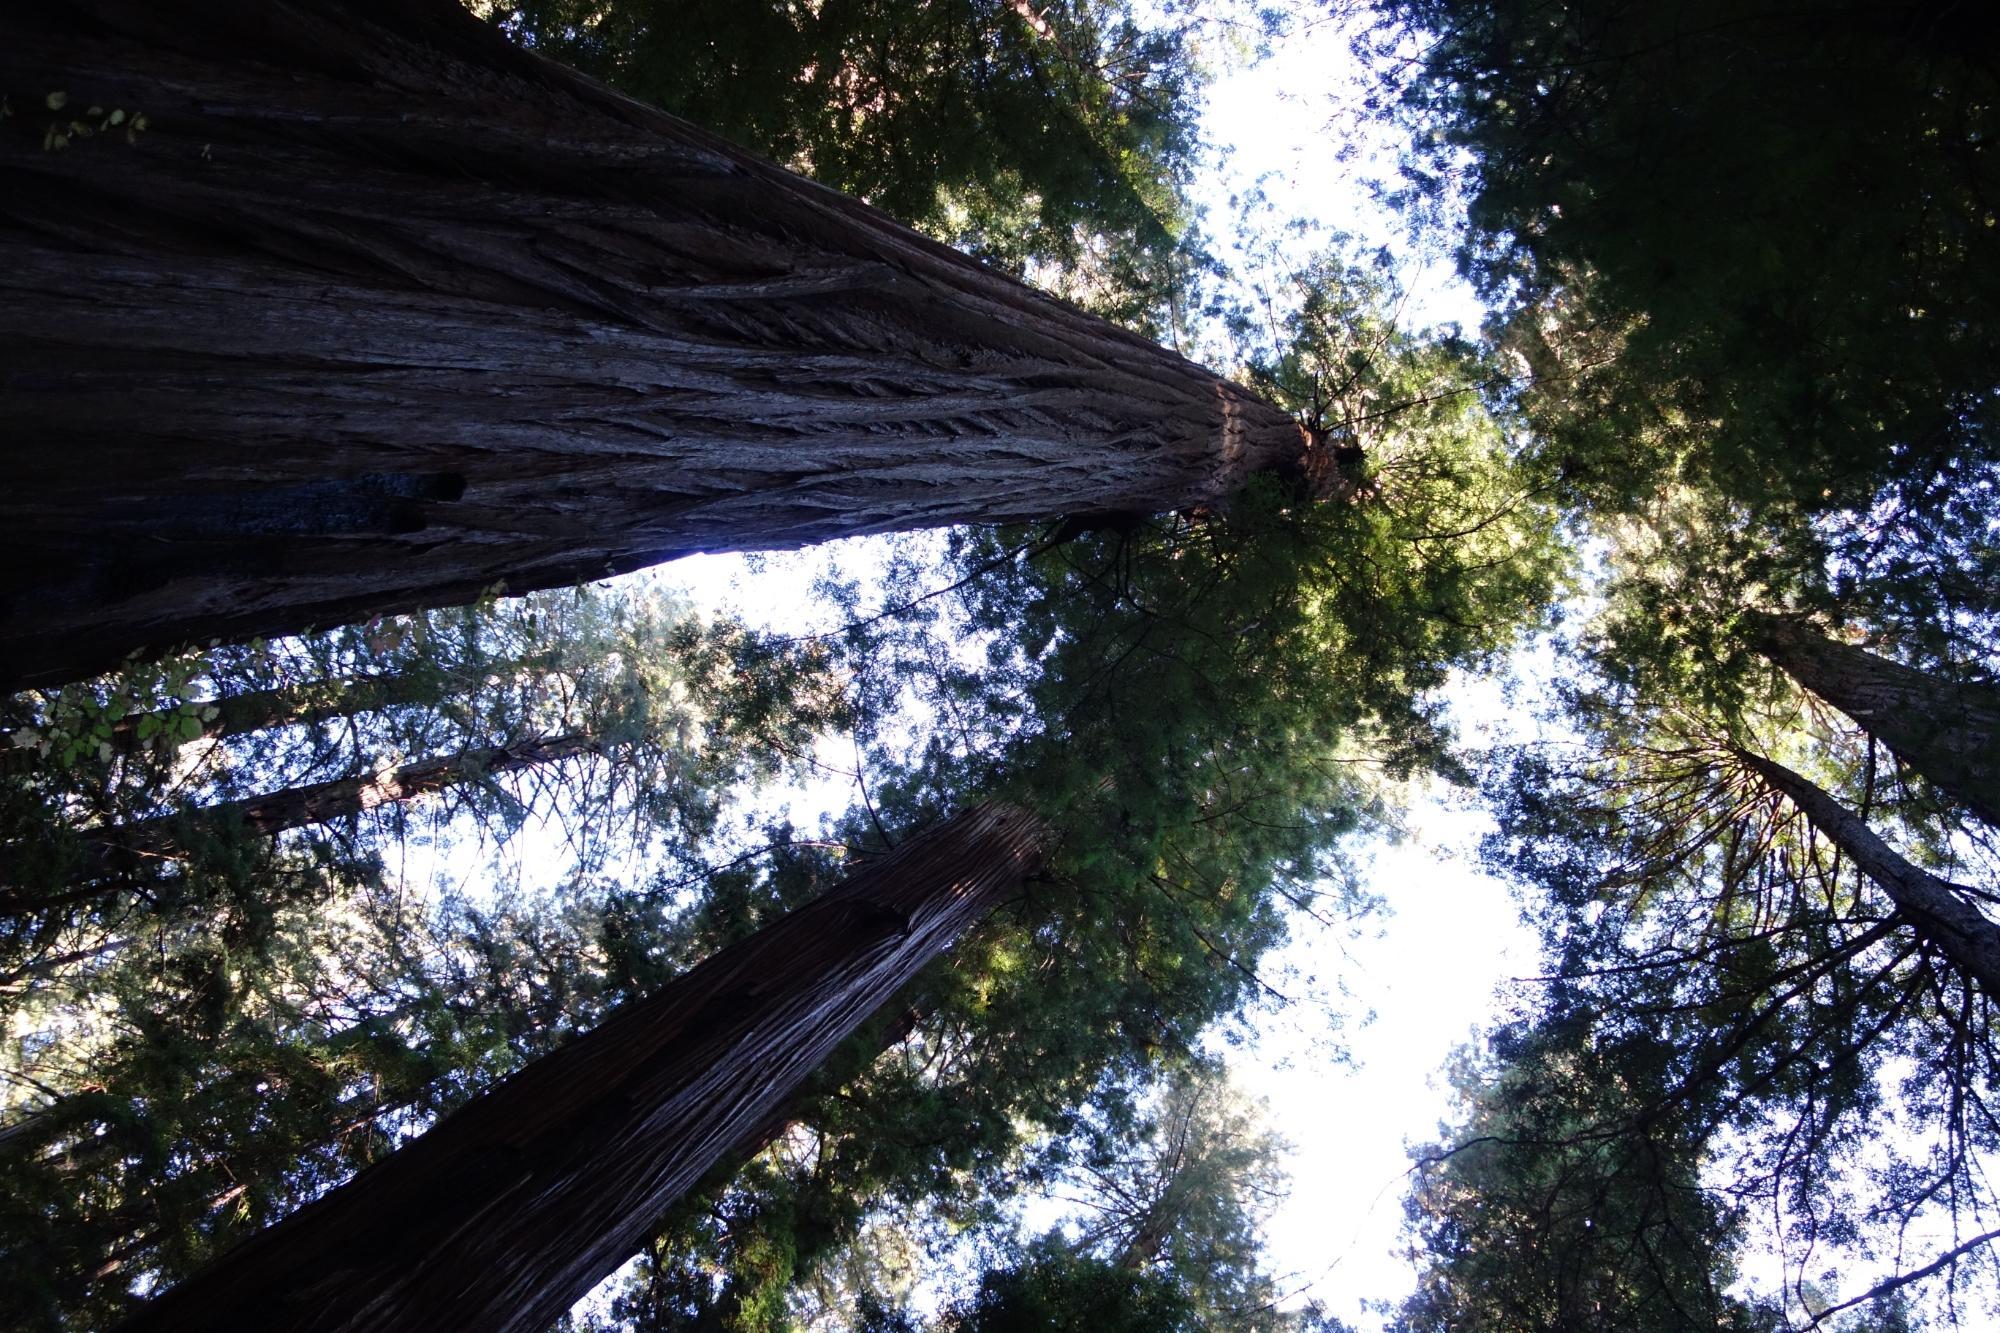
[[0, 0, 1314, 689], [117, 800, 1051, 1333]]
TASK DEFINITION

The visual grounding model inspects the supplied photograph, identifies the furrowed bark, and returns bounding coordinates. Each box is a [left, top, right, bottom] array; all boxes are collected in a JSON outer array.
[[0, 0, 1320, 691], [116, 800, 1049, 1333], [1747, 612, 2000, 827], [0, 733, 602, 901], [1739, 749, 2000, 994]]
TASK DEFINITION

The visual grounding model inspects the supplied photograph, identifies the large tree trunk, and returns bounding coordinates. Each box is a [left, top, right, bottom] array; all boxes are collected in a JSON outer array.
[[118, 800, 1050, 1333], [0, 0, 1320, 691], [0, 732, 599, 903], [1738, 749, 2000, 994], [1748, 612, 2000, 827]]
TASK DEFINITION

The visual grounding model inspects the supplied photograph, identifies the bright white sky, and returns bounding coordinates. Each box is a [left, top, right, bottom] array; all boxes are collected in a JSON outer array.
[[642, 12, 1543, 1328], [1190, 16, 1539, 1326]]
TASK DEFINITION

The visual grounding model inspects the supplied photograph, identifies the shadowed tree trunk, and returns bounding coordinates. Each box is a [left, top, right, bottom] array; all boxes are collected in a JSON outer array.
[[2, 670, 452, 771], [0, 0, 1322, 691], [0, 732, 599, 906], [1738, 749, 2000, 994], [117, 800, 1050, 1333], [1748, 612, 2000, 826]]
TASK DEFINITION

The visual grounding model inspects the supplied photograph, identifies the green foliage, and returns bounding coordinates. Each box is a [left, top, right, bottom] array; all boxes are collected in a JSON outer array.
[[485, 0, 1252, 332], [1396, 1014, 1781, 1333], [1461, 644, 2000, 1325], [0, 586, 844, 1327], [557, 256, 1562, 1329], [1373, 0, 2000, 653], [1355, 10, 2000, 1316], [5, 39, 1578, 1328], [941, 1241, 1207, 1332], [1020, 1065, 1312, 1332]]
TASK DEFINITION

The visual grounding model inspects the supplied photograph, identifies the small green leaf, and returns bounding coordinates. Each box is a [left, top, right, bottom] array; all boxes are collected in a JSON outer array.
[[45, 90, 67, 111]]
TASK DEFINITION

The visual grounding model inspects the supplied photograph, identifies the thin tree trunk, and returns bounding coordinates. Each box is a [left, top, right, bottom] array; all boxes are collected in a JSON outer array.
[[2, 671, 445, 773], [0, 937, 131, 990], [118, 801, 1050, 1333], [0, 0, 1322, 691], [107, 672, 447, 747], [1747, 612, 2000, 826], [1738, 748, 2000, 994], [0, 733, 599, 902]]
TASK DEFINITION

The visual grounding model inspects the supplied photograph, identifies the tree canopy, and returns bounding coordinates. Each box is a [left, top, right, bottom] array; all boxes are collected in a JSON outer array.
[[1363, 0, 2000, 1323], [7, 0, 2000, 1328], [485, 0, 1244, 332]]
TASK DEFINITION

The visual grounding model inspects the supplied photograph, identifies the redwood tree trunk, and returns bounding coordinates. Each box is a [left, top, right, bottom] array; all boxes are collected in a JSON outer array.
[[0, 733, 599, 901], [1739, 749, 2000, 994], [119, 801, 1050, 1333], [0, 0, 1319, 691], [1748, 612, 2000, 827]]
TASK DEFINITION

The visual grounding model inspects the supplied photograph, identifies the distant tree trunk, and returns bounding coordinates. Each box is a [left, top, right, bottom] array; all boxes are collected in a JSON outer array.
[[0, 0, 1321, 691], [0, 733, 598, 902], [1738, 749, 2000, 994], [2, 671, 448, 771], [1747, 612, 2000, 826], [118, 801, 1050, 1333]]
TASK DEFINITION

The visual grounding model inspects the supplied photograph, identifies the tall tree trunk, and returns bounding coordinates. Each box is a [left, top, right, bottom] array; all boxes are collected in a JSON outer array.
[[106, 671, 452, 747], [1747, 612, 2000, 826], [1737, 749, 2000, 994], [117, 801, 1050, 1333], [2, 670, 448, 771], [0, 733, 599, 902], [0, 0, 1321, 691]]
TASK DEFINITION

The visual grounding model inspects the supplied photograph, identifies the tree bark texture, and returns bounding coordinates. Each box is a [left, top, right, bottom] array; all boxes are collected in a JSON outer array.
[[0, 0, 1319, 691], [1749, 612, 2000, 827], [1739, 749, 2000, 995], [0, 732, 601, 901], [117, 800, 1051, 1333]]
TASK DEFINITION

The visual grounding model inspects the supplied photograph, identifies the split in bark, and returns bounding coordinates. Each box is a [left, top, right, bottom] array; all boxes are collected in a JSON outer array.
[[1738, 748, 2000, 995], [116, 800, 1050, 1333], [0, 0, 1320, 691], [1747, 611, 2000, 827]]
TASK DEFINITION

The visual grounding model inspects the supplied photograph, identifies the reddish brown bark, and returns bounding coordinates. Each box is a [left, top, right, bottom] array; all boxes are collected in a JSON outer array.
[[0, 0, 1320, 691], [118, 801, 1050, 1333], [1747, 613, 2000, 827]]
